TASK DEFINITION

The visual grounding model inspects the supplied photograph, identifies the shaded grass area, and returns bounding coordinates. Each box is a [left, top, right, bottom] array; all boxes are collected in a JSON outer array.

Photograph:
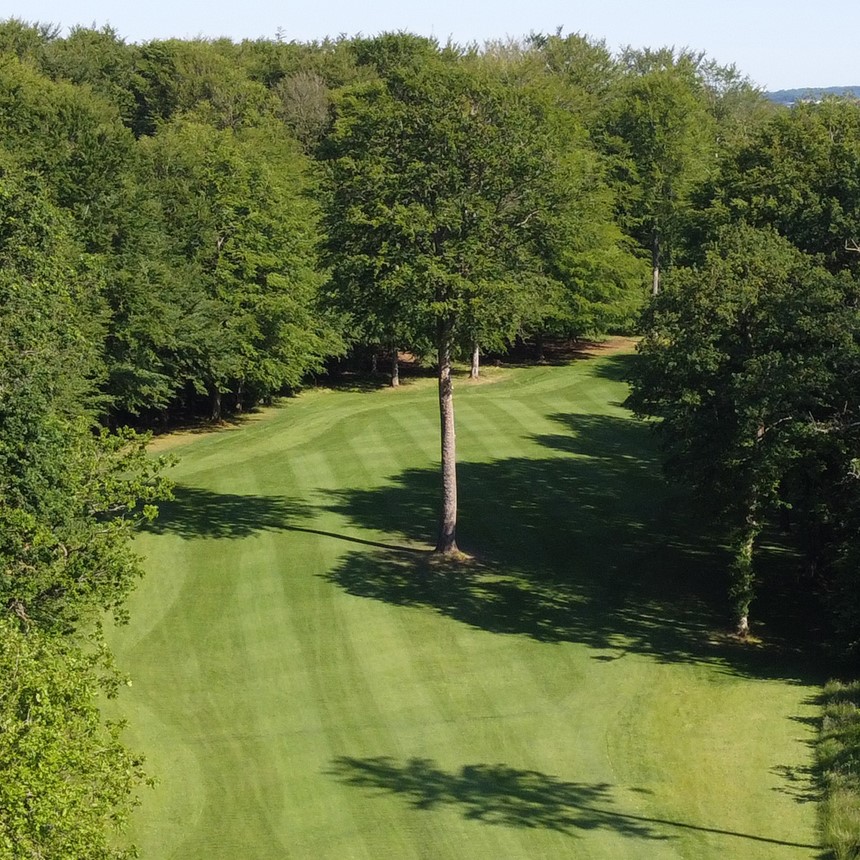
[[145, 409, 821, 681], [319, 411, 820, 682], [327, 757, 655, 837], [328, 756, 819, 849], [816, 681, 860, 858], [143, 488, 313, 539]]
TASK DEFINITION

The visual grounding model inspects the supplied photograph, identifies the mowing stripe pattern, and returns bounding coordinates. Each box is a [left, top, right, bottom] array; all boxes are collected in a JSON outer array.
[[112, 357, 820, 859]]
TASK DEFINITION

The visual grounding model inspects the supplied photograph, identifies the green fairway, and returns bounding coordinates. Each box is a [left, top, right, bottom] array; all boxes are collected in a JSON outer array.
[[111, 353, 822, 859]]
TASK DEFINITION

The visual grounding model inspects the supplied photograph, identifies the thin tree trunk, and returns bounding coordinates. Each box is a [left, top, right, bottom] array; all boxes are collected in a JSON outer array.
[[210, 385, 222, 422], [235, 379, 244, 414], [730, 504, 760, 637], [651, 229, 661, 297], [470, 342, 480, 379], [390, 347, 400, 387], [435, 324, 458, 555]]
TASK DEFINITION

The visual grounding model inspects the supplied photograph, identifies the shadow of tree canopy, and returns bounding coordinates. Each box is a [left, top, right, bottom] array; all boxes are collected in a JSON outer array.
[[327, 756, 820, 849], [322, 413, 821, 682], [327, 756, 659, 838], [142, 486, 313, 540], [588, 352, 637, 383]]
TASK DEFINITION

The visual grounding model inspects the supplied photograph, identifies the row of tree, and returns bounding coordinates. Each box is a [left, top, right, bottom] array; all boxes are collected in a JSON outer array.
[[629, 98, 860, 646], [0, 22, 776, 426], [0, 156, 171, 856]]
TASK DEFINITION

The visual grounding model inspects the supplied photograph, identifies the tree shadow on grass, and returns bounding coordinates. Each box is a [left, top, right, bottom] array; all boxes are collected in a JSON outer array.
[[142, 486, 314, 540], [326, 756, 821, 849], [327, 756, 659, 838], [140, 485, 426, 552], [322, 413, 824, 683], [589, 351, 638, 384]]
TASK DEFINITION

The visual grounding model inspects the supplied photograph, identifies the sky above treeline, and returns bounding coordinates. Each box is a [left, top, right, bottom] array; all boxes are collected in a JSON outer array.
[[1, 0, 856, 92]]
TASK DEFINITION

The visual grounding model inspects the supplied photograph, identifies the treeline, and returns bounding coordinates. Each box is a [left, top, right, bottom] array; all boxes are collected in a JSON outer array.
[[2, 16, 859, 856], [628, 97, 860, 653], [0, 21, 776, 426], [767, 85, 860, 106]]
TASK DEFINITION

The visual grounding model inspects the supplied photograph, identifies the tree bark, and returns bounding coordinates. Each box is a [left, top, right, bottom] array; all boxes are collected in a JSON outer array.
[[435, 324, 458, 554], [209, 385, 222, 422], [651, 228, 661, 297], [730, 508, 759, 637], [235, 379, 244, 414], [390, 347, 400, 387], [470, 342, 480, 379]]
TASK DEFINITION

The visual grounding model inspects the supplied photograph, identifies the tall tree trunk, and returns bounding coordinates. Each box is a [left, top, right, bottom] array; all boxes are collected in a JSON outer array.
[[469, 342, 480, 379], [390, 347, 400, 387], [435, 323, 458, 555], [651, 228, 661, 297], [209, 385, 222, 423], [730, 504, 760, 637]]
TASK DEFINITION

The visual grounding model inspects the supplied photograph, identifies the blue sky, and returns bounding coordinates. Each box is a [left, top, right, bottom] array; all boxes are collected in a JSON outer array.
[[1, 0, 857, 91]]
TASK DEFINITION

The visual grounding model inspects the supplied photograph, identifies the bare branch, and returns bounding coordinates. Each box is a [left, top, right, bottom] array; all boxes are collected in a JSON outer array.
[[7, 599, 31, 629]]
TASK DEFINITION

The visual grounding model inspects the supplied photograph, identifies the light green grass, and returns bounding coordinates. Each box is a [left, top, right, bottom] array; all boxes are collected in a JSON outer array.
[[110, 356, 822, 858]]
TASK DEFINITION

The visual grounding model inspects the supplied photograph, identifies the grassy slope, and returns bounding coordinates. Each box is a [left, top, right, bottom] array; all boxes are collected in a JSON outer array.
[[111, 355, 822, 859]]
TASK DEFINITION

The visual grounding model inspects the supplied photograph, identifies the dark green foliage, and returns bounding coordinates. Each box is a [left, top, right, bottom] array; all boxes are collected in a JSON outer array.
[[41, 25, 142, 126], [0, 156, 104, 415], [320, 59, 559, 353], [634, 93, 860, 642], [0, 55, 135, 252], [138, 118, 342, 414], [0, 18, 57, 62], [629, 225, 859, 627], [603, 51, 718, 292], [320, 54, 635, 357], [349, 31, 445, 75], [527, 30, 621, 120], [0, 161, 170, 630], [128, 39, 272, 134], [714, 98, 860, 273]]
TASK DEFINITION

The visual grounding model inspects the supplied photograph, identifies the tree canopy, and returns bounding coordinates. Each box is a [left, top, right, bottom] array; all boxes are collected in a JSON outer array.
[[320, 54, 633, 551]]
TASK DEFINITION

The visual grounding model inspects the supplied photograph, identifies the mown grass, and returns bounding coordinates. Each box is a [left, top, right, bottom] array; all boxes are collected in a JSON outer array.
[[817, 681, 860, 858], [109, 353, 822, 859]]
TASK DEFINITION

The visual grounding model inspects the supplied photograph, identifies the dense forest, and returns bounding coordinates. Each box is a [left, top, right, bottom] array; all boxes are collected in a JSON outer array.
[[2, 18, 860, 857]]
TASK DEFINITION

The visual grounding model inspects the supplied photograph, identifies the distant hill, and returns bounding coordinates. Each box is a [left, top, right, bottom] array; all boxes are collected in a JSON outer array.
[[767, 86, 860, 106]]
